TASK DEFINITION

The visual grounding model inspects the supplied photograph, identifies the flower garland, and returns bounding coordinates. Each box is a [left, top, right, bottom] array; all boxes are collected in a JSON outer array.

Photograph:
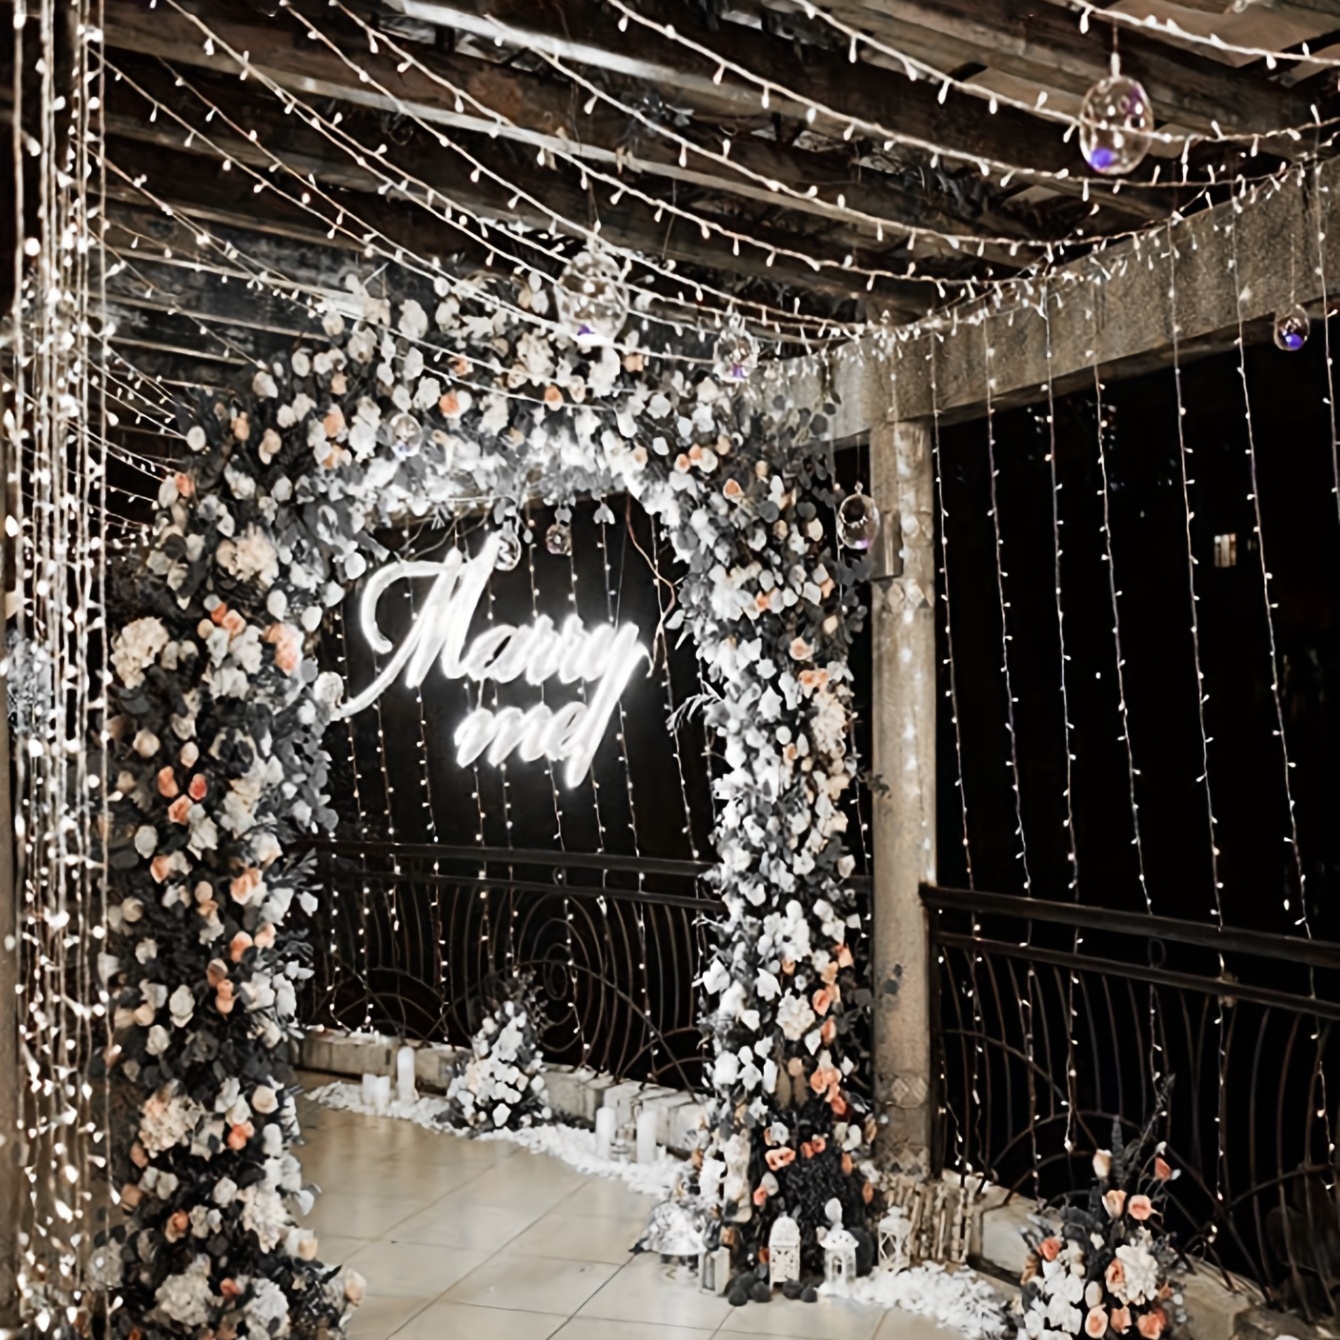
[[1021, 1096, 1187, 1340], [103, 266, 871, 1335]]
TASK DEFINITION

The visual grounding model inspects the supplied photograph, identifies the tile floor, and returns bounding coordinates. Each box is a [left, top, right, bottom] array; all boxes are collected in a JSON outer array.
[[297, 1082, 965, 1340]]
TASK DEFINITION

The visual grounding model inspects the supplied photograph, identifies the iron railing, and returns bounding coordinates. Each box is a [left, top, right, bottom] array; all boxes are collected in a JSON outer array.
[[925, 883, 1340, 1317], [300, 840, 720, 1092]]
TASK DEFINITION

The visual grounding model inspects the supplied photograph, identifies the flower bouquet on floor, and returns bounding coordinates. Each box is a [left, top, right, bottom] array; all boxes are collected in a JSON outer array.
[[438, 974, 553, 1133], [1022, 1087, 1187, 1340]]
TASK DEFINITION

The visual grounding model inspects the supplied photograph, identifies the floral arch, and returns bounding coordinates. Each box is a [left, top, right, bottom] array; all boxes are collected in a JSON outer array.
[[103, 269, 873, 1336]]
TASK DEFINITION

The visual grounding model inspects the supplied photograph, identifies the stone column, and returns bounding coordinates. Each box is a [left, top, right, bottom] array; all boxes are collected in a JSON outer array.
[[869, 416, 936, 1172]]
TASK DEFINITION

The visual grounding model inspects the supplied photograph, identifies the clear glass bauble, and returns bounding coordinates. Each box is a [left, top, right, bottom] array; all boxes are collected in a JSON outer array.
[[554, 250, 628, 345], [494, 525, 523, 572], [837, 488, 880, 551], [1273, 305, 1310, 352], [388, 411, 423, 459], [544, 521, 572, 557], [1078, 74, 1153, 176], [714, 324, 760, 383]]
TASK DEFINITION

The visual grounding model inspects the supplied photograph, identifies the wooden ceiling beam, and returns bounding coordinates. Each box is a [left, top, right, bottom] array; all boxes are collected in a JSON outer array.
[[99, 0, 1031, 262], [383, 0, 1171, 218], [793, 0, 1309, 136]]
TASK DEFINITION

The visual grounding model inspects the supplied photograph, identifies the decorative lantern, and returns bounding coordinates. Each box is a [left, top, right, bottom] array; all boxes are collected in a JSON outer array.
[[713, 322, 760, 383], [822, 1226, 859, 1295], [878, 1206, 913, 1272], [837, 487, 880, 551], [554, 249, 628, 346], [1078, 71, 1153, 176], [698, 1244, 731, 1295], [768, 1214, 801, 1288], [387, 411, 422, 459], [1274, 305, 1310, 352]]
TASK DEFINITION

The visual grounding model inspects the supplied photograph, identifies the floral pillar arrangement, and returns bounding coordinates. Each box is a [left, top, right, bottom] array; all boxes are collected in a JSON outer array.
[[99, 269, 872, 1335]]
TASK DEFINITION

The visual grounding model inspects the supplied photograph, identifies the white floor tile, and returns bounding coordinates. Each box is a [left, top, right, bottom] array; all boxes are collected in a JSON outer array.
[[553, 1317, 716, 1340], [342, 1294, 431, 1340], [343, 1239, 489, 1299], [395, 1300, 567, 1340], [576, 1253, 733, 1331], [505, 1211, 646, 1266], [443, 1250, 619, 1315], [718, 1293, 885, 1339]]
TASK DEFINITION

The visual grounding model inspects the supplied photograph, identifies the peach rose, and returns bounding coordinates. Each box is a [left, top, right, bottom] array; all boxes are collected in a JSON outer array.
[[861, 1180, 874, 1204], [810, 1065, 840, 1097], [809, 1135, 827, 1156], [841, 1153, 854, 1175], [226, 1121, 254, 1150], [1128, 1194, 1154, 1221], [789, 637, 812, 661], [156, 767, 179, 799], [229, 932, 253, 964], [215, 981, 235, 1015], [254, 923, 277, 949], [210, 603, 230, 626], [723, 478, 742, 500], [836, 944, 854, 968], [173, 472, 194, 499], [168, 1210, 190, 1238], [1153, 1156, 1173, 1181], [1106, 1259, 1125, 1292], [220, 1279, 243, 1300], [1085, 1308, 1108, 1338], [450, 355, 470, 377], [129, 1142, 148, 1169], [1038, 1237, 1062, 1262], [812, 985, 835, 1016], [231, 868, 262, 903], [820, 1019, 836, 1045], [755, 592, 771, 612], [1110, 1307, 1132, 1334], [220, 609, 246, 639], [674, 453, 691, 473], [322, 406, 346, 439], [167, 796, 192, 825], [188, 774, 207, 801], [765, 1147, 795, 1171], [263, 623, 301, 675], [830, 1091, 848, 1117], [206, 959, 229, 988], [119, 1183, 143, 1209], [752, 1185, 769, 1207], [438, 391, 462, 417], [1136, 1308, 1166, 1340], [232, 412, 251, 442], [149, 854, 176, 883], [1104, 1189, 1127, 1218], [622, 351, 645, 373], [543, 385, 563, 409]]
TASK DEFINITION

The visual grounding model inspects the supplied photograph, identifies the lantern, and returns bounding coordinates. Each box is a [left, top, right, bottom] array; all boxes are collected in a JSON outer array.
[[822, 1226, 859, 1295], [768, 1215, 801, 1288], [878, 1206, 913, 1272]]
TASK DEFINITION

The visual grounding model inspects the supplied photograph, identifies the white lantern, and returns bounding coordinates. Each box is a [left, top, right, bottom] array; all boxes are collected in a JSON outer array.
[[768, 1214, 801, 1288], [879, 1206, 912, 1272], [822, 1226, 858, 1295]]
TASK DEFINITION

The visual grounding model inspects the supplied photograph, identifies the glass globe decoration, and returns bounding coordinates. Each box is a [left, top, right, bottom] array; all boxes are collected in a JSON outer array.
[[1078, 74, 1153, 176], [714, 323, 759, 383], [1273, 305, 1310, 352], [545, 520, 572, 557], [837, 487, 880, 552], [494, 524, 523, 572], [555, 250, 628, 346], [388, 411, 422, 459]]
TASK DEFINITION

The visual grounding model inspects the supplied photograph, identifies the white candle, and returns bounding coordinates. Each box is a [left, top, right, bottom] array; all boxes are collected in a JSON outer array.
[[594, 1106, 616, 1161], [636, 1109, 659, 1165], [371, 1074, 392, 1115], [360, 1073, 377, 1108], [396, 1045, 416, 1106]]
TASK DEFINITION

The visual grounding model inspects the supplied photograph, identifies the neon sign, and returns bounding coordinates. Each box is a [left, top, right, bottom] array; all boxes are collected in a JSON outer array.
[[337, 532, 649, 786]]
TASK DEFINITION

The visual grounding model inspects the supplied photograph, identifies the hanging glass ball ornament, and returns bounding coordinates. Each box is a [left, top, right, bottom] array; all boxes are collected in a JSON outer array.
[[1078, 73, 1153, 176], [545, 520, 572, 557], [1273, 305, 1310, 352], [714, 322, 760, 383], [494, 524, 523, 572], [555, 250, 628, 345], [837, 487, 880, 551], [388, 411, 423, 459]]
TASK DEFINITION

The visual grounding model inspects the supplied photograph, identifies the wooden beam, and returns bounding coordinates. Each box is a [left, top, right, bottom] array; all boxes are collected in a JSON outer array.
[[99, 0, 1030, 261], [802, 0, 1309, 136], [384, 0, 1171, 218], [99, 88, 938, 313], [785, 155, 1340, 438]]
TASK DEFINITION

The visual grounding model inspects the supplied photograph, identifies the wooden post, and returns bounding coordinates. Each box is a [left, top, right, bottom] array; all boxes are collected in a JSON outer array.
[[869, 416, 937, 1172]]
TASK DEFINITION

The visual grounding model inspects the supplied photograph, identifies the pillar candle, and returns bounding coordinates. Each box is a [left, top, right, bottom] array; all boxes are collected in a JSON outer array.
[[360, 1073, 377, 1108], [636, 1109, 659, 1165], [371, 1074, 391, 1115], [396, 1045, 416, 1106], [594, 1106, 616, 1161]]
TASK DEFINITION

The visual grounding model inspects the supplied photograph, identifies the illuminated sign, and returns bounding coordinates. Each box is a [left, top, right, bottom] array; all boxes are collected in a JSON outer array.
[[337, 532, 648, 786]]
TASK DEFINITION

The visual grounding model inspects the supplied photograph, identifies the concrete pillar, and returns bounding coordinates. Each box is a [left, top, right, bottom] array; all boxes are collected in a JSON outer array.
[[869, 416, 937, 1172]]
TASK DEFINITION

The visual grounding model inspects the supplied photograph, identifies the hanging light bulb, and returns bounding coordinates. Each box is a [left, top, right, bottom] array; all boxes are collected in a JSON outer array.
[[1273, 305, 1310, 352], [1078, 72, 1153, 176], [554, 250, 628, 345], [495, 522, 523, 571], [713, 321, 760, 383], [837, 487, 880, 551], [388, 411, 422, 459]]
